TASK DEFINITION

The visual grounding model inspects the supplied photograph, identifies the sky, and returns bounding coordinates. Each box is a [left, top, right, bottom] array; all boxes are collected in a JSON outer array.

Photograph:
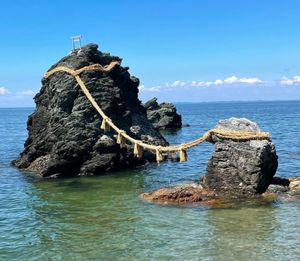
[[0, 0, 300, 107]]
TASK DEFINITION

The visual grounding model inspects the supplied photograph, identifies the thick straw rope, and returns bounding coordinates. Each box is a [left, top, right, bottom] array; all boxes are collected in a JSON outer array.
[[44, 63, 271, 163]]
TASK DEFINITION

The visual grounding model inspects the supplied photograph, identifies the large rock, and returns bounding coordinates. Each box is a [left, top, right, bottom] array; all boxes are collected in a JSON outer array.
[[202, 118, 278, 196], [13, 44, 167, 177], [143, 97, 182, 129]]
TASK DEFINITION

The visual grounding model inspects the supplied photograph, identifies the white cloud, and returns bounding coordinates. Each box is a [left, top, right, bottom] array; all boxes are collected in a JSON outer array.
[[190, 81, 214, 87], [280, 76, 300, 85], [204, 81, 213, 86], [180, 76, 262, 88], [214, 79, 223, 85], [138, 85, 162, 92], [240, 77, 262, 84], [224, 76, 262, 85], [224, 76, 239, 84], [191, 81, 197, 87], [171, 80, 187, 87], [171, 80, 180, 87], [139, 74, 299, 93], [0, 88, 37, 108], [139, 76, 263, 92], [16, 90, 36, 96], [0, 87, 10, 95]]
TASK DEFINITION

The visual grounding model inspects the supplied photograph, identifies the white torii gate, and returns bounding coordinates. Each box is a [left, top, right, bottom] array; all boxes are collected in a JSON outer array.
[[71, 35, 82, 51]]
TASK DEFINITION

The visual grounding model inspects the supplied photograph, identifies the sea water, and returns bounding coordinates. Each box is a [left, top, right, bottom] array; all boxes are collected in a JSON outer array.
[[0, 101, 299, 260]]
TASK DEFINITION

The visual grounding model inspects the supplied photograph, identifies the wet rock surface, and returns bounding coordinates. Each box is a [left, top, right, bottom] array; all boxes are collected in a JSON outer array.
[[13, 44, 167, 177], [202, 118, 278, 196], [142, 177, 300, 206], [143, 97, 182, 129], [141, 183, 279, 207]]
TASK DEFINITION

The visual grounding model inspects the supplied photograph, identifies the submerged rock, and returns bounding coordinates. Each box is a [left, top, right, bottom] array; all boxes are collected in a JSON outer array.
[[202, 118, 278, 196], [141, 184, 215, 204], [141, 183, 278, 207], [143, 97, 182, 129], [13, 44, 167, 177]]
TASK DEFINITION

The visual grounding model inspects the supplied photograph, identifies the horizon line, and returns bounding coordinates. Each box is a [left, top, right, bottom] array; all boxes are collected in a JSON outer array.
[[1, 99, 300, 109]]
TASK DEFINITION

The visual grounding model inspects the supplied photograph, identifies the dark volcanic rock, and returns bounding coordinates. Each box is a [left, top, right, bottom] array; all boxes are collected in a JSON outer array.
[[202, 118, 278, 196], [13, 44, 168, 177], [143, 97, 182, 129]]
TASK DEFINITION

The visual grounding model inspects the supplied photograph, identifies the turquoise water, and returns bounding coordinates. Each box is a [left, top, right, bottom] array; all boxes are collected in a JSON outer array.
[[0, 101, 300, 260]]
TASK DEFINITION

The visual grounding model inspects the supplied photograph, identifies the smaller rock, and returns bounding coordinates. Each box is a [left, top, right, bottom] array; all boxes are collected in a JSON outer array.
[[267, 184, 289, 194], [216, 118, 260, 132], [266, 176, 290, 193], [141, 184, 214, 204], [202, 117, 278, 196], [266, 176, 300, 196], [143, 97, 182, 129]]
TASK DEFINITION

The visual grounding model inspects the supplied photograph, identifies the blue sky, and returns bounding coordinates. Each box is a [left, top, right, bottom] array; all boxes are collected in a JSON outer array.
[[0, 0, 300, 107]]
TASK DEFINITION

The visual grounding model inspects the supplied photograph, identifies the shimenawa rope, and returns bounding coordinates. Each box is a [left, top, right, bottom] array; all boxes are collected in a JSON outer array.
[[44, 62, 271, 163]]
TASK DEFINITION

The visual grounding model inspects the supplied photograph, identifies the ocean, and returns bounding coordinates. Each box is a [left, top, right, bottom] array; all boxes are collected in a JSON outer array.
[[0, 101, 299, 260]]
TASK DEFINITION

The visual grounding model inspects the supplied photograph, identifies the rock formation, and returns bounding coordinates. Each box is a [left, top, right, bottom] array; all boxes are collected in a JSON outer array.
[[143, 97, 182, 129], [202, 118, 278, 196], [142, 117, 279, 204], [12, 44, 167, 177]]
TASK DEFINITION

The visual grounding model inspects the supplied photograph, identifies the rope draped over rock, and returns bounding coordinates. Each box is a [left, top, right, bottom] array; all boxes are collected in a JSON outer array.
[[44, 62, 271, 163]]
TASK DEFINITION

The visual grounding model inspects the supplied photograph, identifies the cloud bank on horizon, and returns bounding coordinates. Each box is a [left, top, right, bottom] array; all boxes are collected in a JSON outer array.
[[137, 74, 300, 103], [1, 73, 300, 107], [139, 75, 300, 92]]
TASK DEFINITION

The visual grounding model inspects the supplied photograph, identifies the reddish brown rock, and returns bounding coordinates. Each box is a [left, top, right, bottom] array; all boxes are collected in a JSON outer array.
[[141, 185, 214, 204]]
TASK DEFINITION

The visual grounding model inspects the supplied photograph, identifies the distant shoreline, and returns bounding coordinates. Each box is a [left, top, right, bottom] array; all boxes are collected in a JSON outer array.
[[1, 99, 300, 109]]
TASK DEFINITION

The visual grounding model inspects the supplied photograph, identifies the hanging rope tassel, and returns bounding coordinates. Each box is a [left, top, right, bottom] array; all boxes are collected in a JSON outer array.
[[133, 141, 143, 158], [179, 146, 187, 162], [100, 117, 110, 132], [116, 130, 126, 148], [156, 147, 163, 163]]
